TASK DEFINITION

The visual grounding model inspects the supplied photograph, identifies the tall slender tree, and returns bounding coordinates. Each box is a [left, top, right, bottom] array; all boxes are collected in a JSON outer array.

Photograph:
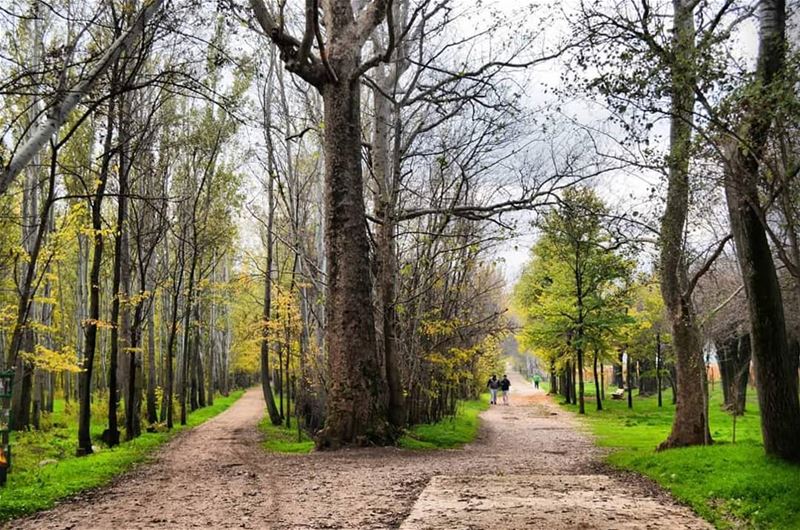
[[722, 0, 800, 462]]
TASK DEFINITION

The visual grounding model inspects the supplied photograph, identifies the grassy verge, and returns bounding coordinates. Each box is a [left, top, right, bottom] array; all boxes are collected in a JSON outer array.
[[0, 390, 244, 521], [558, 385, 800, 528], [398, 394, 489, 450], [258, 415, 315, 454]]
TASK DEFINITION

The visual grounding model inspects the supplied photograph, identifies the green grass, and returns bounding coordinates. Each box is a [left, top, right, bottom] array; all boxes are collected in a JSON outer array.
[[559, 385, 800, 529], [258, 415, 315, 454], [0, 390, 244, 521], [398, 394, 490, 450]]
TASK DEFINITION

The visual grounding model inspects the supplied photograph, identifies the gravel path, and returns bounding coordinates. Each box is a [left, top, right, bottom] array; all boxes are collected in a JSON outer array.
[[8, 371, 710, 529]]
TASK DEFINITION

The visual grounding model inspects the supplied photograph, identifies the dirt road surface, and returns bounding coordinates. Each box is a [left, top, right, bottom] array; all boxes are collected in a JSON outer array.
[[9, 371, 710, 529]]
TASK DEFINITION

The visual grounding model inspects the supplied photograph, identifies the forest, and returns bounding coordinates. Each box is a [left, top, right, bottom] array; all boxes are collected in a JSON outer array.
[[0, 0, 798, 527]]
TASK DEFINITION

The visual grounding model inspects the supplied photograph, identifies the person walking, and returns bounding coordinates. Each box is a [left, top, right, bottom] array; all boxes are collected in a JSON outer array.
[[533, 373, 541, 389], [487, 375, 500, 404], [500, 374, 511, 405]]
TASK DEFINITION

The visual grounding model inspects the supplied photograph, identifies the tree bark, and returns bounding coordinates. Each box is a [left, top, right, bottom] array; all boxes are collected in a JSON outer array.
[[571, 358, 577, 405], [722, 0, 800, 462], [317, 68, 389, 447], [163, 240, 183, 429], [657, 0, 711, 449], [600, 361, 605, 400], [251, 0, 392, 449], [194, 303, 205, 409], [179, 258, 197, 425]]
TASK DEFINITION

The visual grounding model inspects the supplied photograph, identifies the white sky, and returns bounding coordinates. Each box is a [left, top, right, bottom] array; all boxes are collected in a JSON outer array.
[[483, 0, 761, 284]]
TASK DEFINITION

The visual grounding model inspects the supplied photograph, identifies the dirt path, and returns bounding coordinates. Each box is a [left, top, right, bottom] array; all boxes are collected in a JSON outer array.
[[9, 371, 710, 529]]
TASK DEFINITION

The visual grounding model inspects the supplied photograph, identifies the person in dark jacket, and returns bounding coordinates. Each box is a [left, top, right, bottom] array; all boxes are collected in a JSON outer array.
[[487, 375, 500, 404], [500, 375, 511, 405]]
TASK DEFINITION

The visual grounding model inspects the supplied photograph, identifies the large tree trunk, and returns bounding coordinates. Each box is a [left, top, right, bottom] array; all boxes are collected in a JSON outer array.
[[725, 170, 800, 459], [127, 293, 144, 440], [658, 0, 711, 450], [660, 306, 709, 447], [723, 0, 800, 462], [207, 281, 215, 407], [75, 232, 88, 402], [317, 69, 389, 447], [250, 0, 392, 448], [77, 233, 101, 451]]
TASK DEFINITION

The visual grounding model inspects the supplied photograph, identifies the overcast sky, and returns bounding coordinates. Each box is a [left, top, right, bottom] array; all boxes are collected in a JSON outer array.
[[485, 0, 762, 285]]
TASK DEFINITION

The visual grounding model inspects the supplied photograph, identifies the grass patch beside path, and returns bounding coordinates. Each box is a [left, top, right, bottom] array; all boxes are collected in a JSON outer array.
[[258, 416, 315, 454], [398, 394, 489, 450], [0, 390, 244, 521], [558, 387, 800, 529]]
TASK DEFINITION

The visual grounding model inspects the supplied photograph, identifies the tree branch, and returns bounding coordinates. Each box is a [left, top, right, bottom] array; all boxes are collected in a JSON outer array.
[[685, 234, 733, 298], [249, 0, 327, 87], [355, 0, 390, 47]]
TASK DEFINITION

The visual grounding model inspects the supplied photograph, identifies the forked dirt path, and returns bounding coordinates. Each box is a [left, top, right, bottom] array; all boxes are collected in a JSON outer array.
[[9, 371, 710, 529]]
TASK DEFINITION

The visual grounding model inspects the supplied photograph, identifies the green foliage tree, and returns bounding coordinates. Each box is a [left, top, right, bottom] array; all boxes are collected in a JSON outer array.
[[625, 279, 673, 408], [514, 188, 633, 414]]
